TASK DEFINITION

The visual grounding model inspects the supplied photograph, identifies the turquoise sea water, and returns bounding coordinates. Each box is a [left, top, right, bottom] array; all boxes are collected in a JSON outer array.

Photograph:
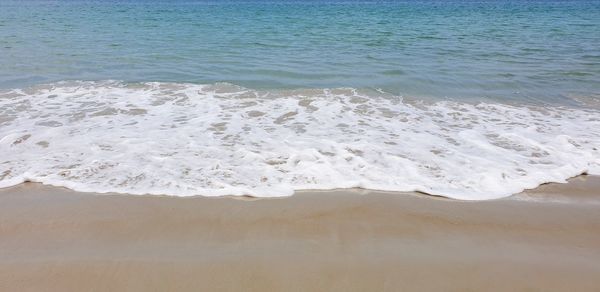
[[1, 1, 600, 199], [1, 0, 599, 103]]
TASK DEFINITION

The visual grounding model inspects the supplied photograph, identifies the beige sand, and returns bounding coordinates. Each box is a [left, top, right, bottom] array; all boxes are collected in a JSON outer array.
[[1, 176, 599, 291]]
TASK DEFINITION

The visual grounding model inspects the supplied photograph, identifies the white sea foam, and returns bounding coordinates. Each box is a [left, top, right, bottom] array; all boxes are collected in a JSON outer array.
[[0, 81, 599, 200]]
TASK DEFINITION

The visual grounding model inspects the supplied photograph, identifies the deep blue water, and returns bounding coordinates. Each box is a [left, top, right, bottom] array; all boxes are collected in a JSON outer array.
[[1, 0, 599, 103]]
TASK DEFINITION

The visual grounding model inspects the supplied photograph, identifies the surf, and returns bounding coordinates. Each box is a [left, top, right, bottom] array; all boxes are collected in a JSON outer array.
[[0, 81, 598, 200]]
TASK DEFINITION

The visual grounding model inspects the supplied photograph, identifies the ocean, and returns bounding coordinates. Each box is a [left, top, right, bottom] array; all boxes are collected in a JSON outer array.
[[1, 0, 599, 199]]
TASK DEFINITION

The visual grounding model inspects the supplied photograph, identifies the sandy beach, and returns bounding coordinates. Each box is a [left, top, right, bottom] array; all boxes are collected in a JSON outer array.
[[1, 176, 599, 291]]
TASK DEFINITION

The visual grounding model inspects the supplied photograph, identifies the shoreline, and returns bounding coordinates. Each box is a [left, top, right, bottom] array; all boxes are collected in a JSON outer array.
[[2, 173, 599, 202], [1, 176, 599, 291]]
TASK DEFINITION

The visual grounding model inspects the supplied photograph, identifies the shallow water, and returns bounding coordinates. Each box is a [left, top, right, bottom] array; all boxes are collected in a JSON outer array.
[[0, 1, 599, 199], [1, 0, 599, 103]]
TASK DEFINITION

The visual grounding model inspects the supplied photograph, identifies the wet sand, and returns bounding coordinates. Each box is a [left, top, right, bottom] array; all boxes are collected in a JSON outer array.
[[1, 176, 599, 291]]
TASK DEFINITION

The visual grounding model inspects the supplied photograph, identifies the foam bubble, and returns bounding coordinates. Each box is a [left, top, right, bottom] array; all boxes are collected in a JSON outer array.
[[0, 81, 599, 200]]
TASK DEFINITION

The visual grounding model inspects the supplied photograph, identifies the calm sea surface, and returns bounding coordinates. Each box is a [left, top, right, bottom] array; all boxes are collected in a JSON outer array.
[[1, 0, 599, 103]]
